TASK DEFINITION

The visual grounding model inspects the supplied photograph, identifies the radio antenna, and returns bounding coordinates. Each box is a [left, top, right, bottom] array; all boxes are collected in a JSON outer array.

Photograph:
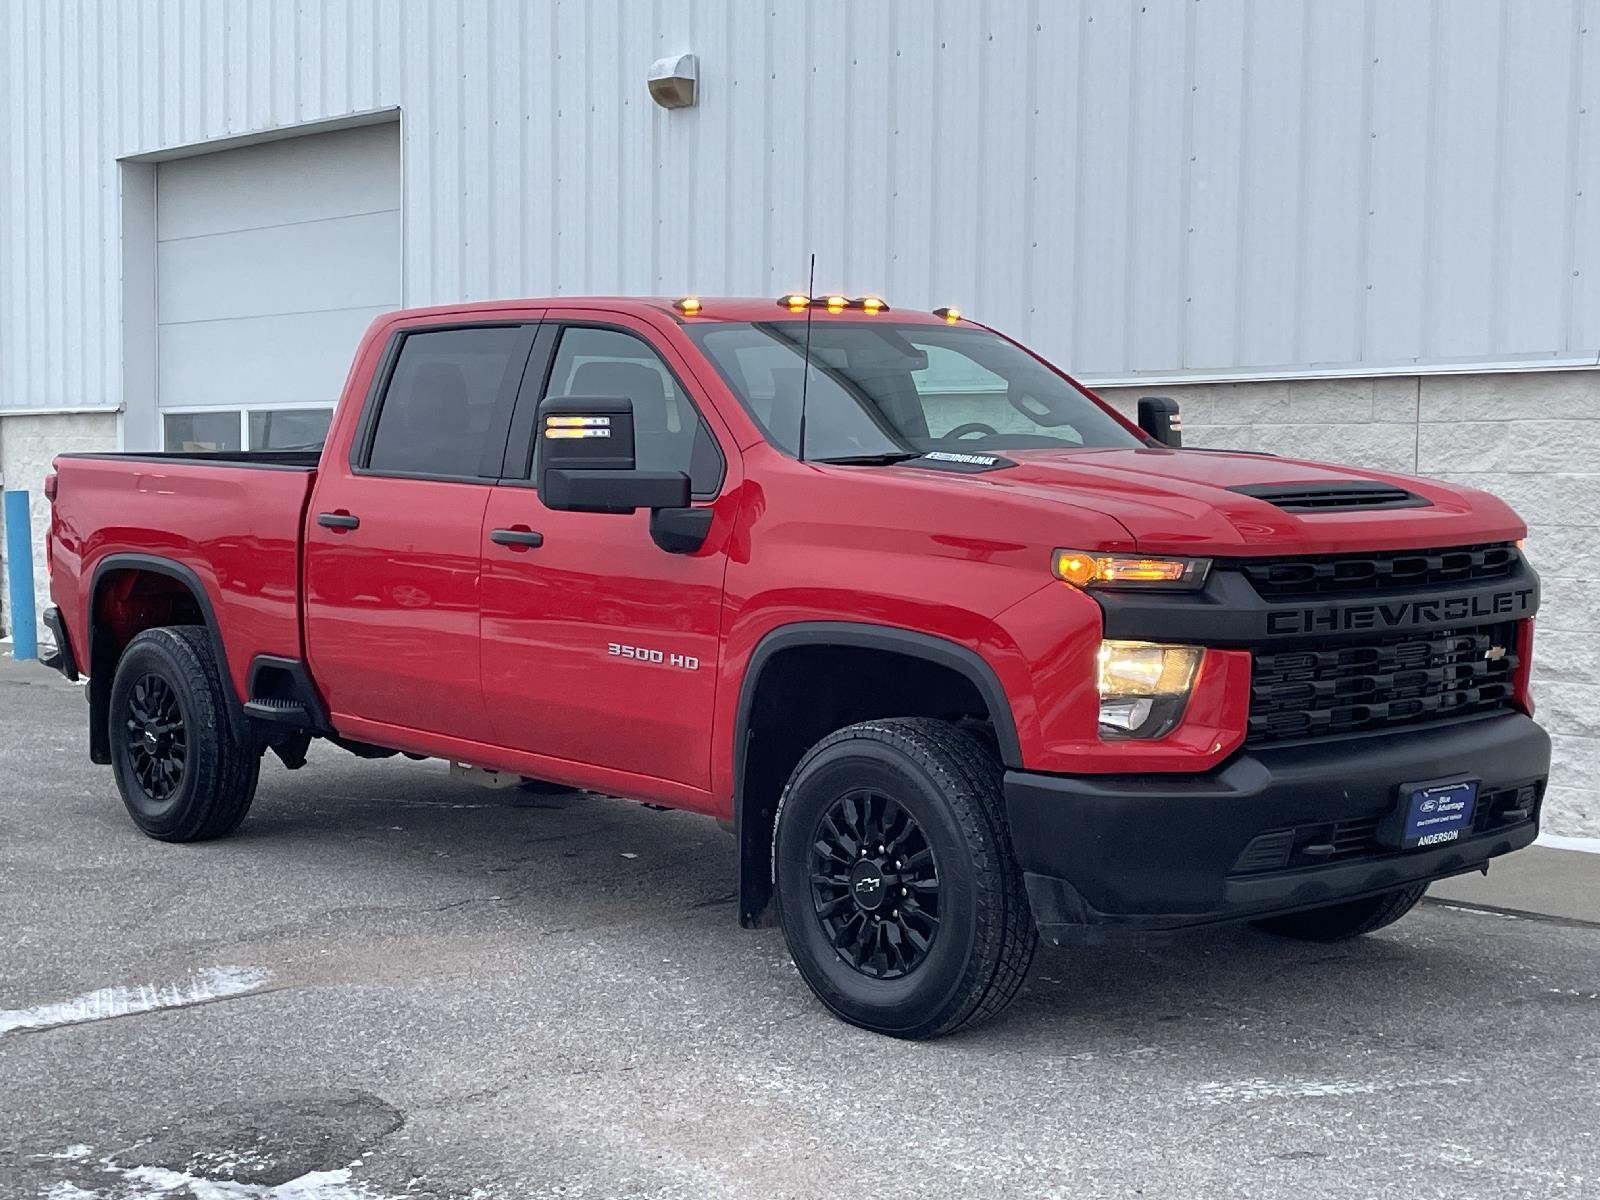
[[796, 252, 816, 461]]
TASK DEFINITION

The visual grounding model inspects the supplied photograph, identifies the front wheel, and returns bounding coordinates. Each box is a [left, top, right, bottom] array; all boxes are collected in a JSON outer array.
[[109, 626, 261, 841], [1250, 883, 1429, 942], [772, 718, 1037, 1039]]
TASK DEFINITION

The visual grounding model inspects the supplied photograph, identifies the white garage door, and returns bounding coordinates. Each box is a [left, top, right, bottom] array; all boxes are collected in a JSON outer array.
[[156, 123, 401, 452]]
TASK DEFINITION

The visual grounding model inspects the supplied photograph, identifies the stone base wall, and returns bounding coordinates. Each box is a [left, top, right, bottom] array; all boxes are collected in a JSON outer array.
[[1095, 369, 1599, 838], [0, 412, 119, 649]]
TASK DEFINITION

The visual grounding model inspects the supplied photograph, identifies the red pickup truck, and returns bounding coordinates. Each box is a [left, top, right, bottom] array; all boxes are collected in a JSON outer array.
[[44, 295, 1549, 1038]]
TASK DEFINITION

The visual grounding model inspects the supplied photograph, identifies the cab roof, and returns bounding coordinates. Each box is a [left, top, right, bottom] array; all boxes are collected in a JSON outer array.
[[379, 296, 972, 326]]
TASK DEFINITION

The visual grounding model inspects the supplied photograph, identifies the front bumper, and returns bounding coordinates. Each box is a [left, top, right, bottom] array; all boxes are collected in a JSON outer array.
[[1006, 713, 1550, 944]]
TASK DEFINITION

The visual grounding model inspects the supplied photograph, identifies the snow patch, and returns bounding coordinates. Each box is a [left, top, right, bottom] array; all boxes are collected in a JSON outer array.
[[0, 967, 271, 1035], [1189, 1075, 1476, 1104], [1437, 903, 1521, 920], [44, 1162, 401, 1200]]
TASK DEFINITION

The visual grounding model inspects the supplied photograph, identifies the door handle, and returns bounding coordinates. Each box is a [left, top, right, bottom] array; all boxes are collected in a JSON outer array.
[[317, 512, 361, 530], [490, 527, 544, 549]]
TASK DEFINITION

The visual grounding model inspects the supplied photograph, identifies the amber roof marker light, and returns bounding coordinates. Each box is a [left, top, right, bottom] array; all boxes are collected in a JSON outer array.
[[776, 293, 891, 313], [673, 295, 702, 315], [932, 306, 962, 323]]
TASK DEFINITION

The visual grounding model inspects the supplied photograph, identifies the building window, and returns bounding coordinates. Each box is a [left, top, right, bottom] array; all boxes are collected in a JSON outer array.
[[163, 411, 243, 452], [249, 408, 334, 450], [161, 408, 336, 452]]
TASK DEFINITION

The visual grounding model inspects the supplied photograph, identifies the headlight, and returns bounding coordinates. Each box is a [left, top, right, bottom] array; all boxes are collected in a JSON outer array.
[[1096, 640, 1204, 739], [1052, 549, 1211, 591]]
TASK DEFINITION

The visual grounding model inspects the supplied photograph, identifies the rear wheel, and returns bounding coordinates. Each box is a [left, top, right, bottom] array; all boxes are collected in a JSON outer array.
[[1250, 883, 1429, 942], [772, 718, 1037, 1039], [109, 626, 260, 841]]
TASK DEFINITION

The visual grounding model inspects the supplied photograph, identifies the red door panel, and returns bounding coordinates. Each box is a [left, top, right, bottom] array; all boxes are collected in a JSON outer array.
[[479, 490, 730, 792], [305, 476, 492, 741]]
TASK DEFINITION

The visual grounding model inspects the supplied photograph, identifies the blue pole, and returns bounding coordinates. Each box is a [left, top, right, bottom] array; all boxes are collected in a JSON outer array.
[[3, 490, 38, 661]]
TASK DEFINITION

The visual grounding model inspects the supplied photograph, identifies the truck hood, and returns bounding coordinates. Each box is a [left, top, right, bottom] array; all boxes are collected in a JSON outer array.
[[914, 447, 1526, 554]]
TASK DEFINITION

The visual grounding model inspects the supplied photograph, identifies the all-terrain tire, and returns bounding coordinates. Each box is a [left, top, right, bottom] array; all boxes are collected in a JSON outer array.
[[772, 718, 1037, 1039], [108, 626, 261, 841], [1250, 883, 1429, 942]]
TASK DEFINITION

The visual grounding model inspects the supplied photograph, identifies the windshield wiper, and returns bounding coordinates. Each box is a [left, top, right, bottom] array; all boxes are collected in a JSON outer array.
[[812, 452, 924, 466]]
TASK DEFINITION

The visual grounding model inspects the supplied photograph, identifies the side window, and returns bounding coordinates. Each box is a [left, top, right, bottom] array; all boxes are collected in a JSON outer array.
[[366, 326, 530, 478], [541, 327, 723, 495]]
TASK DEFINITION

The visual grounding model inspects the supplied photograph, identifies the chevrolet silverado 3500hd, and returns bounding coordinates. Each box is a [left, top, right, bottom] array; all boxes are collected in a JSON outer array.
[[43, 295, 1549, 1037]]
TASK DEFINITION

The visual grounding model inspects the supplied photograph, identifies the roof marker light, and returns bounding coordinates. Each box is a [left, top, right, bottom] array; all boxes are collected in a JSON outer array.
[[852, 296, 888, 314], [824, 294, 848, 313], [932, 306, 961, 323], [779, 293, 811, 311], [674, 295, 702, 315]]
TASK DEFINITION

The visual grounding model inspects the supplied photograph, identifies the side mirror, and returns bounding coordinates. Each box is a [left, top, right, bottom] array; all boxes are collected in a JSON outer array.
[[1137, 396, 1182, 447], [537, 396, 691, 514]]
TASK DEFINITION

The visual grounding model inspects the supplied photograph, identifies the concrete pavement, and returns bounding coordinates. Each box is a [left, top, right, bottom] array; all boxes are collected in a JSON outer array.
[[1429, 842, 1600, 925], [1, 654, 1597, 1199]]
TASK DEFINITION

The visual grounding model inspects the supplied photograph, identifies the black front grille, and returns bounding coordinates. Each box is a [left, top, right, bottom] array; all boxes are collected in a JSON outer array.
[[1228, 780, 1544, 876], [1237, 542, 1519, 599], [1248, 624, 1519, 745]]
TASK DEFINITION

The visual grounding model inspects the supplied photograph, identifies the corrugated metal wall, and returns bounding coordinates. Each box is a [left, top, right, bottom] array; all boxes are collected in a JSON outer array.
[[2, 0, 1598, 416]]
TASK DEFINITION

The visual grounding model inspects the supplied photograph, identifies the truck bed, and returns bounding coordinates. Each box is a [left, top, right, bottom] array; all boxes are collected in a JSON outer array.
[[50, 452, 319, 705]]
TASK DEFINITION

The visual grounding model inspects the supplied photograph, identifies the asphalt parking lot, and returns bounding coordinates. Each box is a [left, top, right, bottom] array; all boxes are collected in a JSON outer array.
[[1, 658, 1597, 1199]]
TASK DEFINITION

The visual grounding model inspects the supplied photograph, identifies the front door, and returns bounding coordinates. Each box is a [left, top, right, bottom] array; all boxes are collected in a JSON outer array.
[[305, 321, 537, 743], [479, 316, 734, 794]]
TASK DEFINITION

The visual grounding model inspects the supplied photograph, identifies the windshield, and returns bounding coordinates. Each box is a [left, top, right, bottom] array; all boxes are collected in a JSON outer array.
[[685, 321, 1142, 461]]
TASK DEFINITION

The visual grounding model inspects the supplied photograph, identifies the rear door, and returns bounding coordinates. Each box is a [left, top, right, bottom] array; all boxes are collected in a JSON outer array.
[[478, 314, 734, 793], [305, 320, 539, 743]]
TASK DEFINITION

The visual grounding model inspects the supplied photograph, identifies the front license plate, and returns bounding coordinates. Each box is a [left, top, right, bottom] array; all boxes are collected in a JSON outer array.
[[1393, 778, 1479, 849]]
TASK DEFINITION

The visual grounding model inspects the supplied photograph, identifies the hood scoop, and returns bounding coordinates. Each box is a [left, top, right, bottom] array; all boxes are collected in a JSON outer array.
[[1229, 481, 1429, 512]]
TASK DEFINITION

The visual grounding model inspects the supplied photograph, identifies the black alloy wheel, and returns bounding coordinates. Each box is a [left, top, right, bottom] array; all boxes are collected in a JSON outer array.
[[108, 626, 261, 841], [773, 718, 1037, 1038], [810, 789, 941, 979], [124, 673, 188, 802]]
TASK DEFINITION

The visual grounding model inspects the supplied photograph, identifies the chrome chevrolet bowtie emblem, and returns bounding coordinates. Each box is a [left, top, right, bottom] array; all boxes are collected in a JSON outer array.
[[1484, 645, 1508, 662]]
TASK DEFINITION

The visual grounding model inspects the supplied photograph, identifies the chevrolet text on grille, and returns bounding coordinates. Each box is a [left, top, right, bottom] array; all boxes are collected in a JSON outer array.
[[1264, 586, 1538, 637]]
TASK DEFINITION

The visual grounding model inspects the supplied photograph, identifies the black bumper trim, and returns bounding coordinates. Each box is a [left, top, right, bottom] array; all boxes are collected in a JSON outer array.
[[1005, 712, 1550, 943]]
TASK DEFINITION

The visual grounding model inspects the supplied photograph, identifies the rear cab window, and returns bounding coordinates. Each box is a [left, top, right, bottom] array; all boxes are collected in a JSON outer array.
[[361, 325, 535, 479]]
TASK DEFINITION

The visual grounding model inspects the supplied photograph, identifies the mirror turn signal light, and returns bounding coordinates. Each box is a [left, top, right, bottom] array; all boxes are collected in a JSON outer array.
[[544, 414, 613, 440]]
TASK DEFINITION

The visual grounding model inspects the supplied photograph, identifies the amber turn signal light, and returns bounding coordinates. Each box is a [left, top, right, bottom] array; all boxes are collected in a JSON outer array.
[[1052, 550, 1211, 591]]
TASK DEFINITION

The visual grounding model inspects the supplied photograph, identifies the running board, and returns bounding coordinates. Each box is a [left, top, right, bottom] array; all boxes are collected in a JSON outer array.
[[243, 697, 310, 723]]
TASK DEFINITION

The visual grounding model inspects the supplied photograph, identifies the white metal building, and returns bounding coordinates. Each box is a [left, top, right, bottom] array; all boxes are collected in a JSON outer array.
[[0, 0, 1595, 834]]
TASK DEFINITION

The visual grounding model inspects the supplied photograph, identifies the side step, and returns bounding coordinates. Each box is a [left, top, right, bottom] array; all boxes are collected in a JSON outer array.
[[243, 697, 310, 724]]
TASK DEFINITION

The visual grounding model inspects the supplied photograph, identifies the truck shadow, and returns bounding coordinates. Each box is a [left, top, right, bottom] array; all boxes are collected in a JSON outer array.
[[228, 749, 1563, 1054]]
